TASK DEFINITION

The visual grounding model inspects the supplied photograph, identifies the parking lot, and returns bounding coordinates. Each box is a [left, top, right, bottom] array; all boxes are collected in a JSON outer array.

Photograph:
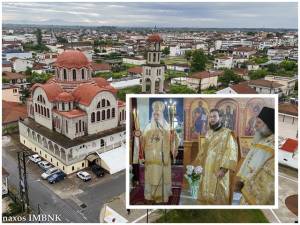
[[3, 134, 125, 222]]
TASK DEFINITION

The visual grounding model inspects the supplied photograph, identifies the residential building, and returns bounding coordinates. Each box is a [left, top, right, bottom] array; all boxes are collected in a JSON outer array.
[[264, 75, 297, 95], [186, 70, 223, 91], [214, 56, 233, 69]]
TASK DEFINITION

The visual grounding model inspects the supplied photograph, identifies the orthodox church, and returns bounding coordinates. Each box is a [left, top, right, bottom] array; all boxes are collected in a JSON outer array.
[[19, 50, 126, 174]]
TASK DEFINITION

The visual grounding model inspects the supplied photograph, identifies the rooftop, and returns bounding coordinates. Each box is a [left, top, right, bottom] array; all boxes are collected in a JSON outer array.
[[3, 101, 28, 124], [20, 117, 125, 149], [279, 103, 298, 116]]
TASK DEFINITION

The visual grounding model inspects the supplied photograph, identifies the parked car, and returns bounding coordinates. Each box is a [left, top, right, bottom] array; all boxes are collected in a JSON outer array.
[[91, 164, 105, 177], [76, 171, 92, 182], [28, 154, 42, 163], [38, 161, 52, 171], [41, 167, 60, 180], [48, 171, 66, 184]]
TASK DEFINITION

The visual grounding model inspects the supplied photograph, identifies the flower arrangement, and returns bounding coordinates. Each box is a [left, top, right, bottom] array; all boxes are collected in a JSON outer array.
[[184, 165, 203, 199]]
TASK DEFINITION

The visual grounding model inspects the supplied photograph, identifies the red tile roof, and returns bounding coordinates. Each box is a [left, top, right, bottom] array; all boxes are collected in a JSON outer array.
[[54, 50, 91, 69], [281, 138, 298, 153], [72, 83, 116, 106], [55, 92, 75, 102], [53, 109, 86, 119], [147, 34, 163, 43], [190, 71, 223, 79], [2, 71, 26, 80], [91, 62, 111, 71], [93, 77, 110, 87], [279, 103, 298, 116], [230, 83, 257, 94], [31, 82, 64, 102], [128, 66, 143, 74], [2, 100, 28, 124], [246, 79, 283, 88]]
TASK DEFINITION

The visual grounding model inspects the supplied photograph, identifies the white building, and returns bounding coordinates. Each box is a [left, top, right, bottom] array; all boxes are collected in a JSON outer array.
[[214, 56, 233, 69], [19, 50, 126, 175]]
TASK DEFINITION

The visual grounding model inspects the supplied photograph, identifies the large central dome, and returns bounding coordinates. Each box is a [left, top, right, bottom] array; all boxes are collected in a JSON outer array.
[[55, 50, 90, 69]]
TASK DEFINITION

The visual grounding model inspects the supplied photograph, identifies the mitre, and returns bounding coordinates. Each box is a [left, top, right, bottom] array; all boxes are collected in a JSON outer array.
[[152, 101, 165, 112]]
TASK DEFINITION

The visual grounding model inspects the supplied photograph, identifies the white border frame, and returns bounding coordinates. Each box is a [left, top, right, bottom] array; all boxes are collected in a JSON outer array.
[[126, 94, 278, 209]]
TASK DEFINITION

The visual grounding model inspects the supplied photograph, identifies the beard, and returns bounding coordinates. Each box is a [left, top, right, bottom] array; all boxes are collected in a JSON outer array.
[[253, 125, 272, 143], [209, 121, 222, 131]]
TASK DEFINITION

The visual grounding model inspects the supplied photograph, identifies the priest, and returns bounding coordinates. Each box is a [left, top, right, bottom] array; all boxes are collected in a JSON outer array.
[[141, 101, 179, 204], [235, 107, 275, 205], [194, 108, 238, 205]]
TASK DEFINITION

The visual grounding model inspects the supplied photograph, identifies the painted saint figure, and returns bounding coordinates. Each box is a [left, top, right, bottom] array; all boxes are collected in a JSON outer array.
[[141, 101, 179, 203], [193, 101, 207, 135]]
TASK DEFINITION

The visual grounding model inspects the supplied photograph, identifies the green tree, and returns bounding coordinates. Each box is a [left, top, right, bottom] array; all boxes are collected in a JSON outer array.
[[169, 84, 196, 94], [184, 50, 192, 62], [36, 28, 42, 46], [19, 87, 30, 104], [28, 72, 52, 84], [190, 49, 207, 72], [218, 69, 243, 86], [249, 69, 268, 80], [25, 67, 32, 76], [162, 47, 170, 56], [267, 63, 278, 73], [280, 60, 297, 71]]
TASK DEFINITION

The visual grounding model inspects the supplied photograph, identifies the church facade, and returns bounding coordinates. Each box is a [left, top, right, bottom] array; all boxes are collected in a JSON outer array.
[[19, 50, 126, 174]]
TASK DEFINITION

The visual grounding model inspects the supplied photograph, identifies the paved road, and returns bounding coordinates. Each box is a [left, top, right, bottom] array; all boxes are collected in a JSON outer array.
[[2, 135, 125, 223]]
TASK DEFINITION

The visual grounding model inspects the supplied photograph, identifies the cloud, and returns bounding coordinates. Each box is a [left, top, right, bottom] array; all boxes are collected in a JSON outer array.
[[2, 2, 298, 28]]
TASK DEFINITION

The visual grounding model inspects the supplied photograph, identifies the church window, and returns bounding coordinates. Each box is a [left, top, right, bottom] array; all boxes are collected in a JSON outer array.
[[102, 110, 106, 120], [73, 69, 76, 80], [100, 139, 105, 147], [112, 108, 115, 118], [153, 53, 156, 62], [62, 103, 65, 111], [97, 101, 101, 108], [97, 111, 100, 121], [91, 112, 95, 123], [81, 69, 85, 79], [102, 99, 106, 107], [107, 109, 110, 119], [79, 120, 81, 132], [35, 103, 37, 112], [148, 53, 151, 62], [66, 120, 68, 133], [107, 100, 110, 106], [47, 108, 50, 118], [38, 105, 40, 114], [63, 69, 67, 80], [76, 123, 78, 133], [82, 121, 85, 131]]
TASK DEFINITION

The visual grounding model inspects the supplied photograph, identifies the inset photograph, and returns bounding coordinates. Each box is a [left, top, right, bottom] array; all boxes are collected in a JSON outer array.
[[127, 95, 277, 208]]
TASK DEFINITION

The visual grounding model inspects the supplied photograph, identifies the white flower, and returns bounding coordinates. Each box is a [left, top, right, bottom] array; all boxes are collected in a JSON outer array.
[[194, 166, 203, 174], [186, 165, 194, 175]]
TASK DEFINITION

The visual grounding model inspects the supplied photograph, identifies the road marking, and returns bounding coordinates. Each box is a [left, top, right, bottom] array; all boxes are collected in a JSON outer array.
[[278, 174, 298, 183], [269, 209, 281, 223], [132, 209, 157, 223]]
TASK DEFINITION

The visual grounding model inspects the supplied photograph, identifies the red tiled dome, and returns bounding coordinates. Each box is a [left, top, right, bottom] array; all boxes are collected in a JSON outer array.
[[93, 77, 110, 87], [54, 50, 90, 69], [147, 34, 163, 43], [56, 92, 74, 102]]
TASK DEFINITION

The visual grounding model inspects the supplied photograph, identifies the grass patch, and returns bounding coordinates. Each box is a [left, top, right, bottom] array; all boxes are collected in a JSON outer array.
[[156, 209, 269, 223], [164, 56, 189, 65], [116, 85, 142, 101]]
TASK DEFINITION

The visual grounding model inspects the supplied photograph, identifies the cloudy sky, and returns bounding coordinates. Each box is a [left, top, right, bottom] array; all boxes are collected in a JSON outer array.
[[2, 2, 298, 28]]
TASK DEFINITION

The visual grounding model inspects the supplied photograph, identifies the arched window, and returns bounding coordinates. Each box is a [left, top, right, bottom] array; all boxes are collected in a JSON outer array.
[[153, 53, 156, 62], [63, 69, 67, 80], [38, 105, 40, 114], [112, 108, 115, 118], [102, 99, 106, 107], [35, 103, 37, 112], [76, 123, 78, 133], [148, 53, 151, 62], [81, 69, 85, 79], [91, 112, 95, 123], [100, 139, 105, 147], [106, 100, 110, 107], [107, 109, 110, 119], [47, 108, 50, 118], [102, 110, 106, 120], [73, 69, 76, 80], [97, 111, 100, 121], [97, 102, 101, 108], [65, 120, 68, 133]]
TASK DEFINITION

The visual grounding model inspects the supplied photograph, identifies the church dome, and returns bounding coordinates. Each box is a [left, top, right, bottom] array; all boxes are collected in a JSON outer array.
[[54, 50, 90, 69], [147, 34, 163, 43], [56, 92, 74, 102]]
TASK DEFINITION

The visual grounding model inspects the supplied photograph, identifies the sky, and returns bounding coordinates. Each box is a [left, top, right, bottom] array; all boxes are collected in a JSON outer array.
[[2, 2, 298, 28]]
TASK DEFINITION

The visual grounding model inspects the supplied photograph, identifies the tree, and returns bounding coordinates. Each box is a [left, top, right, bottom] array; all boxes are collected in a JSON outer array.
[[19, 87, 30, 104], [280, 60, 297, 71], [25, 67, 32, 76], [267, 63, 278, 73], [36, 28, 42, 46], [218, 69, 243, 86], [169, 84, 196, 94], [249, 69, 268, 80], [27, 72, 52, 84], [190, 49, 207, 72], [184, 50, 192, 62], [162, 46, 169, 56], [162, 47, 170, 56]]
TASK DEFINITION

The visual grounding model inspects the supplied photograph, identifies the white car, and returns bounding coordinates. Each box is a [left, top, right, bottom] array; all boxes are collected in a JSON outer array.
[[28, 154, 42, 163], [76, 171, 92, 181], [41, 167, 60, 180], [38, 161, 52, 171]]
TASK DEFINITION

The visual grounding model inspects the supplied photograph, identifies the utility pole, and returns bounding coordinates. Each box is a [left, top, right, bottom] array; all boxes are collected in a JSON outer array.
[[17, 150, 31, 213]]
